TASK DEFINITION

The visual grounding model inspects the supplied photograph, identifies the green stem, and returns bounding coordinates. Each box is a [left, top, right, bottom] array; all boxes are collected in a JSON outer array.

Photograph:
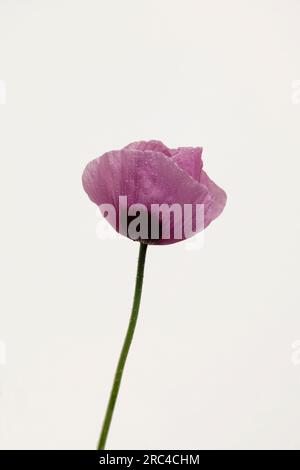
[[97, 242, 148, 450]]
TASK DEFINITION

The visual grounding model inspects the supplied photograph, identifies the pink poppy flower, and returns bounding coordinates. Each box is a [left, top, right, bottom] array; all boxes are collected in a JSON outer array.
[[82, 140, 226, 245]]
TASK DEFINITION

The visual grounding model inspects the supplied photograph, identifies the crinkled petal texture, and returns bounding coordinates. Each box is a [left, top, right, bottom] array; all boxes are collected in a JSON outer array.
[[82, 141, 226, 245]]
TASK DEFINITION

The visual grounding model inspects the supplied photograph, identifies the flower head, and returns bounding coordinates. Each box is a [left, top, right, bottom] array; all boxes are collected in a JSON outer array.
[[82, 140, 226, 245]]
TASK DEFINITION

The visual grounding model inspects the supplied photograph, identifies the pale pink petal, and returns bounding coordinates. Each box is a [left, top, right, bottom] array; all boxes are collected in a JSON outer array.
[[170, 147, 203, 182], [124, 140, 172, 157], [200, 170, 227, 226], [82, 149, 209, 209]]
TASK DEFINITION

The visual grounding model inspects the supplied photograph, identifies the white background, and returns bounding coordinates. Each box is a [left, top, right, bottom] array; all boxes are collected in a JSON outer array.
[[1, 0, 300, 450]]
